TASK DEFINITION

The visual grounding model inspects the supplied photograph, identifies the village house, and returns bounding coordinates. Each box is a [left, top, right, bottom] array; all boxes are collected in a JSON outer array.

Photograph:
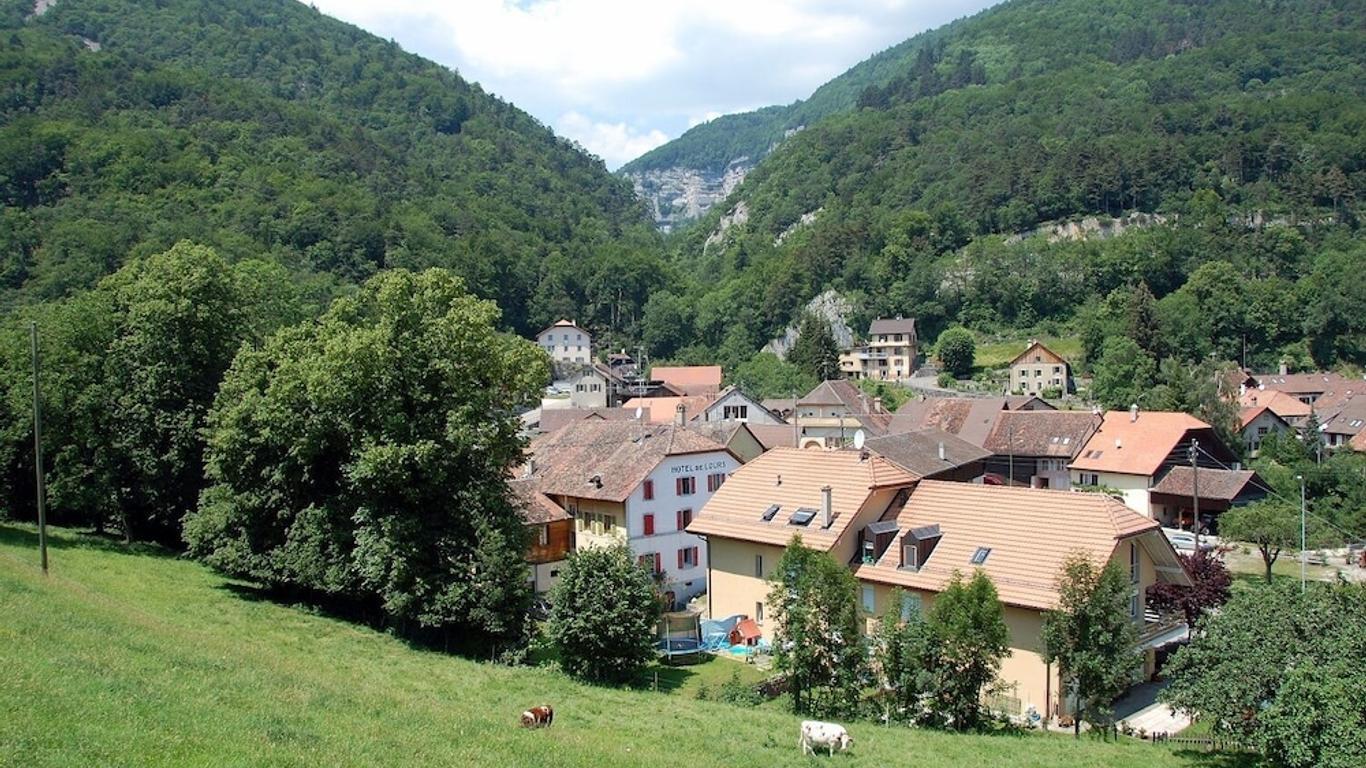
[[794, 380, 893, 448], [864, 429, 991, 483], [509, 479, 574, 595], [853, 482, 1190, 719], [526, 420, 740, 608], [688, 448, 1191, 720], [1320, 394, 1366, 450], [1146, 466, 1267, 533], [1068, 408, 1246, 531], [1255, 371, 1356, 406], [1238, 404, 1292, 456], [839, 317, 919, 382], [1237, 388, 1312, 427], [621, 396, 714, 424], [651, 365, 723, 397], [1008, 341, 1073, 396], [569, 363, 634, 409], [536, 319, 591, 365], [980, 410, 1102, 489], [687, 421, 768, 464], [887, 396, 1054, 445], [698, 386, 786, 425]]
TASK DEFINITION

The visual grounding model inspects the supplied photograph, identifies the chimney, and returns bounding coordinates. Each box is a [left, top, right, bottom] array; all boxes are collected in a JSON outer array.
[[1115, 438, 1123, 450], [674, 402, 686, 425], [524, 457, 536, 478], [1129, 404, 1139, 422], [820, 485, 832, 529], [873, 396, 884, 413], [937, 441, 946, 461], [1279, 362, 1288, 376], [1239, 383, 1247, 397]]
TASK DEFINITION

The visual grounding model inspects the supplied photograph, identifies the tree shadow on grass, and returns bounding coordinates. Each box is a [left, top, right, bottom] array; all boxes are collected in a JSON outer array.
[[0, 523, 180, 560], [215, 580, 389, 634], [630, 662, 699, 694]]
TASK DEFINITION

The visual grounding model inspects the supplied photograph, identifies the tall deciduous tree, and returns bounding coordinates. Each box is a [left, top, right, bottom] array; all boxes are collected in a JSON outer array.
[[1218, 499, 1301, 583], [1163, 581, 1366, 768], [768, 536, 865, 717], [548, 545, 662, 684], [871, 588, 936, 724], [1042, 554, 1140, 737], [925, 570, 1009, 731], [186, 268, 546, 653], [1090, 337, 1156, 410]]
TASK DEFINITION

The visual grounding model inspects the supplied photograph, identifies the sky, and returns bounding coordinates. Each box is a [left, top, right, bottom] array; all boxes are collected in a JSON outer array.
[[306, 1, 997, 170]]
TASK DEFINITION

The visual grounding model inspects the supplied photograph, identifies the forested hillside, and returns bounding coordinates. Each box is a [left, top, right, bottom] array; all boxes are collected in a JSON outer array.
[[643, 0, 1364, 382], [0, 0, 665, 335]]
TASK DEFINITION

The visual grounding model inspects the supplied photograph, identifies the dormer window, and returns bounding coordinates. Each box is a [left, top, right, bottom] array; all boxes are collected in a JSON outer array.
[[899, 524, 941, 571]]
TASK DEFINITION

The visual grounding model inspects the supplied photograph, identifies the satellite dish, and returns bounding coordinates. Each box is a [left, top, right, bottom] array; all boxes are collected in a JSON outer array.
[[853, 430, 866, 450], [634, 406, 644, 420]]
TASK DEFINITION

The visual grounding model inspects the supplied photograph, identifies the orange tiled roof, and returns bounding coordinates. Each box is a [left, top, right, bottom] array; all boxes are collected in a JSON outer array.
[[853, 481, 1178, 611], [686, 447, 919, 551], [1008, 340, 1068, 367], [1069, 411, 1214, 477], [650, 366, 723, 395], [622, 396, 714, 424], [508, 479, 570, 524], [1239, 389, 1311, 420]]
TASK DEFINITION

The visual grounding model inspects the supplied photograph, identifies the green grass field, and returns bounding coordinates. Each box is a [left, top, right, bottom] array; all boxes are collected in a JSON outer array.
[[0, 525, 1259, 767], [975, 336, 1084, 370]]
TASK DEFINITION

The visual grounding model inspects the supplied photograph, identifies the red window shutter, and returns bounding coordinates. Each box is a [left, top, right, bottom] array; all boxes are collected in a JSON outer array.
[[676, 510, 683, 530], [643, 514, 654, 536], [643, 480, 653, 500], [694, 546, 700, 565], [675, 478, 683, 495], [654, 552, 661, 574], [705, 474, 713, 492], [677, 549, 684, 569]]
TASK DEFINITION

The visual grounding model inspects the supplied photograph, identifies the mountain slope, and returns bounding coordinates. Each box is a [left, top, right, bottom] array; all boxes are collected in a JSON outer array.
[[0, 0, 664, 335], [645, 0, 1364, 374]]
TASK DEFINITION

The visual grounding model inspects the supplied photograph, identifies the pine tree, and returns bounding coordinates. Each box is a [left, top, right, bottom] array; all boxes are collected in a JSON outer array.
[[788, 313, 842, 381]]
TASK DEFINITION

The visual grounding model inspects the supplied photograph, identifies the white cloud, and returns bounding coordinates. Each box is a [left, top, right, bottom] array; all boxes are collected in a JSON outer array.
[[687, 111, 724, 129], [306, 0, 999, 168], [556, 112, 670, 168]]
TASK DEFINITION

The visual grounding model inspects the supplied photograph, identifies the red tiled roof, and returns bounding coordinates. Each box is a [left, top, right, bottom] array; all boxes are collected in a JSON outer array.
[[508, 479, 570, 524], [621, 396, 713, 424], [746, 424, 800, 451], [538, 407, 636, 434], [1239, 389, 1312, 421], [982, 410, 1101, 458], [1008, 340, 1068, 367], [529, 421, 729, 502], [1256, 371, 1354, 395]]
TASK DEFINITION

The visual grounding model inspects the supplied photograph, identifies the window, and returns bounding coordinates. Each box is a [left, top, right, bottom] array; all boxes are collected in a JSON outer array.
[[676, 476, 696, 496], [755, 601, 764, 624], [643, 514, 654, 536], [643, 480, 654, 501], [970, 547, 991, 565], [676, 509, 693, 531], [902, 542, 918, 570], [679, 546, 699, 568], [1256, 426, 1269, 436], [900, 592, 921, 621], [538, 525, 549, 547], [861, 586, 875, 613], [1053, 365, 1061, 374], [638, 554, 651, 570], [706, 472, 727, 492], [754, 554, 764, 578], [723, 404, 749, 420], [1129, 592, 1139, 620], [1130, 542, 1140, 584]]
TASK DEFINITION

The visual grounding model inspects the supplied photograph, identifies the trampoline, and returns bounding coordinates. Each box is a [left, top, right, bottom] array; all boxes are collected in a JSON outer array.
[[657, 611, 703, 662]]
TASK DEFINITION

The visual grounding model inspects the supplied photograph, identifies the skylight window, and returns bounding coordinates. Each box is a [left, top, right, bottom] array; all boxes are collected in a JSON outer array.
[[970, 547, 992, 565], [761, 504, 781, 522], [789, 507, 818, 527]]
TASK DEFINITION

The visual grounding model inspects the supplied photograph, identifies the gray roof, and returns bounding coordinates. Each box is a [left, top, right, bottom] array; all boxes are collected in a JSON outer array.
[[864, 428, 991, 479], [869, 317, 917, 336]]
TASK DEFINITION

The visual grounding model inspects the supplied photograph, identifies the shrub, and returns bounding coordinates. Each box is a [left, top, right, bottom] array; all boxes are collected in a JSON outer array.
[[548, 545, 662, 684]]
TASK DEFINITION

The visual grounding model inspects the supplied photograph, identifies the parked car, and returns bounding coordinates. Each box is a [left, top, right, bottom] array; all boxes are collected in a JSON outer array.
[[1162, 527, 1214, 553]]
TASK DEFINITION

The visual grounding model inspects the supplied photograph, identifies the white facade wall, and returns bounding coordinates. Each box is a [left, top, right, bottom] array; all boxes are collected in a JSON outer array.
[[1072, 469, 1152, 517], [703, 390, 785, 425], [536, 326, 592, 364], [528, 561, 566, 594], [625, 450, 740, 606], [1242, 410, 1288, 455]]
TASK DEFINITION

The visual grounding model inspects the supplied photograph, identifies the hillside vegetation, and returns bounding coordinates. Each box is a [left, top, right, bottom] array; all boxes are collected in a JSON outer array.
[[0, 524, 1254, 768], [0, 0, 664, 336], [643, 0, 1364, 379]]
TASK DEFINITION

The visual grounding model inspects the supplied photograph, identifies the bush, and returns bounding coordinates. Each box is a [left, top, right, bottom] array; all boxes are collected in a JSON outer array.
[[935, 327, 976, 377], [548, 545, 662, 684], [716, 670, 763, 706], [937, 371, 957, 388]]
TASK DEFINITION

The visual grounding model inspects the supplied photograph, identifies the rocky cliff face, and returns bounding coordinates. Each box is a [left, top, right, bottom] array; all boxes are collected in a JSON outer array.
[[625, 159, 751, 232]]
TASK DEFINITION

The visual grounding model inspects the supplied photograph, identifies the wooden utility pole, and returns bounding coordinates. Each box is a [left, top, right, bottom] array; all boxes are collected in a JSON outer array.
[[1189, 439, 1199, 547], [30, 321, 48, 575]]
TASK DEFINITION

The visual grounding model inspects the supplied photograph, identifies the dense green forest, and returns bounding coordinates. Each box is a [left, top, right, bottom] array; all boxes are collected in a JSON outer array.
[[643, 0, 1364, 382], [0, 0, 665, 336]]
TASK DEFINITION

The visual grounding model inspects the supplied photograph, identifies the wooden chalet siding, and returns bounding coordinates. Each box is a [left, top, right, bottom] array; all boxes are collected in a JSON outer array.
[[527, 519, 574, 564], [1152, 434, 1231, 480]]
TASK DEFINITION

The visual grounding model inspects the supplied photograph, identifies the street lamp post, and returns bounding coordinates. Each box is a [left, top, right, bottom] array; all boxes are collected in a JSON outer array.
[[1297, 474, 1306, 592]]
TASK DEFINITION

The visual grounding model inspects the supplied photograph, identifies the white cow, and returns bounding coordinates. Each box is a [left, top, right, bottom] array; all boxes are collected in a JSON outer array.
[[799, 720, 853, 756]]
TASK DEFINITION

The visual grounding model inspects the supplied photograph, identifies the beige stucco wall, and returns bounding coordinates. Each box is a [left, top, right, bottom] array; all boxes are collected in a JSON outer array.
[[566, 497, 628, 549], [705, 537, 787, 627], [1071, 470, 1152, 517]]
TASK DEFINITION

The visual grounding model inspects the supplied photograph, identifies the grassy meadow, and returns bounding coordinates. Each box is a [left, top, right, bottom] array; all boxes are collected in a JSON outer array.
[[0, 524, 1259, 767]]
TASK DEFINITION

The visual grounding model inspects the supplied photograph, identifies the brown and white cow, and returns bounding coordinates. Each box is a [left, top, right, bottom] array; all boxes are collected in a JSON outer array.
[[520, 704, 554, 728]]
